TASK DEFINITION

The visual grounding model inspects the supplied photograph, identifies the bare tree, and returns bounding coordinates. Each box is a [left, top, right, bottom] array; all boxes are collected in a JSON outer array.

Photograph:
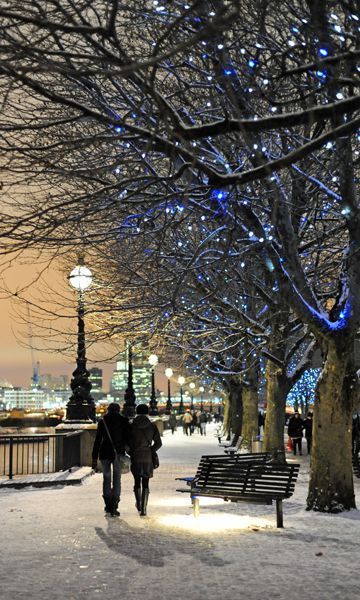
[[0, 1, 359, 512]]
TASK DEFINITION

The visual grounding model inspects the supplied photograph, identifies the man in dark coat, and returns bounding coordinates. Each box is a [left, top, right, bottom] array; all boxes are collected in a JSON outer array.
[[92, 403, 130, 516], [303, 411, 313, 454], [129, 403, 162, 516], [287, 411, 304, 456]]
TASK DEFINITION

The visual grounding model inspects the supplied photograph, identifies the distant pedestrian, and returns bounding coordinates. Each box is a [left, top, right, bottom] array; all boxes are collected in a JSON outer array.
[[129, 404, 162, 516], [92, 402, 130, 517], [168, 411, 177, 435], [303, 412, 313, 454], [352, 413, 360, 456], [191, 411, 197, 434], [196, 411, 202, 433], [199, 412, 207, 436], [182, 410, 192, 435], [287, 411, 304, 456], [258, 411, 265, 435]]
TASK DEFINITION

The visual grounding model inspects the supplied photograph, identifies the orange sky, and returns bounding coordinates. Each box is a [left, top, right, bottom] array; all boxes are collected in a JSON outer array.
[[0, 257, 172, 393], [0, 256, 115, 389]]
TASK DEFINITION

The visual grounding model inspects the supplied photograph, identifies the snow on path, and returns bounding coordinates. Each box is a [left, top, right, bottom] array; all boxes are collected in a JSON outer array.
[[1, 424, 359, 600]]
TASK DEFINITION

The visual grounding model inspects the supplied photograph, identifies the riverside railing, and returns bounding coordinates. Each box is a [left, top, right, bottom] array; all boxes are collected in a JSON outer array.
[[0, 432, 82, 479]]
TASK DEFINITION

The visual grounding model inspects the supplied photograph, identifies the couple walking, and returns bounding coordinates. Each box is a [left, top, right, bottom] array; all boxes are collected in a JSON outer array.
[[92, 403, 162, 517]]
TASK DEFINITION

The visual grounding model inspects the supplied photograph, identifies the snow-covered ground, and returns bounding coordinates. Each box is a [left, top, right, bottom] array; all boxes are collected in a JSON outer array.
[[1, 423, 359, 600]]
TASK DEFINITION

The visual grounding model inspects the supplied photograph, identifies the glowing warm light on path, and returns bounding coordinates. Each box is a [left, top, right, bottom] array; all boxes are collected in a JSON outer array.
[[157, 513, 272, 534]]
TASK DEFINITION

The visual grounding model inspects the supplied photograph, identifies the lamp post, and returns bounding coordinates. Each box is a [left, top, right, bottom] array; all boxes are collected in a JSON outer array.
[[199, 386, 205, 412], [189, 382, 195, 411], [165, 368, 173, 414], [123, 342, 136, 418], [148, 354, 158, 415], [66, 264, 96, 422], [178, 376, 185, 414]]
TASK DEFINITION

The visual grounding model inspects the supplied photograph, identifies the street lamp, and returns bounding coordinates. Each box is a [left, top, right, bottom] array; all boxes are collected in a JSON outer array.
[[178, 376, 185, 414], [123, 342, 136, 418], [66, 264, 96, 422], [165, 367, 173, 414], [199, 386, 205, 412], [148, 354, 158, 415], [189, 382, 196, 411]]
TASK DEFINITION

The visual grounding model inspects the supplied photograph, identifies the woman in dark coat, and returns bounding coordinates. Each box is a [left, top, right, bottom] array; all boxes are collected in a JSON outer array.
[[92, 402, 130, 516], [129, 403, 162, 516]]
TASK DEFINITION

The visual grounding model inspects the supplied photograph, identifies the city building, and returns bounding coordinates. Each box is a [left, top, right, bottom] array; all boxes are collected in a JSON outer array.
[[4, 388, 47, 410], [110, 348, 151, 403], [39, 373, 69, 391], [3, 388, 70, 410], [89, 367, 104, 402]]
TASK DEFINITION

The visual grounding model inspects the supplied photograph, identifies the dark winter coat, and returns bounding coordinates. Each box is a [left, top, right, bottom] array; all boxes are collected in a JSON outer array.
[[303, 417, 313, 439], [129, 415, 162, 478], [168, 414, 177, 428], [287, 415, 304, 439], [92, 412, 131, 461]]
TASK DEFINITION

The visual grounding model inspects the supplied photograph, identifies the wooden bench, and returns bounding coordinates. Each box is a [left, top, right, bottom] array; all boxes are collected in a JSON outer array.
[[224, 436, 243, 455], [218, 433, 236, 447], [176, 454, 299, 528]]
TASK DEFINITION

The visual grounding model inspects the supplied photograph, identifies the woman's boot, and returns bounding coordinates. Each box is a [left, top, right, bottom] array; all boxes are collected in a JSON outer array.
[[134, 487, 141, 512], [140, 489, 149, 516]]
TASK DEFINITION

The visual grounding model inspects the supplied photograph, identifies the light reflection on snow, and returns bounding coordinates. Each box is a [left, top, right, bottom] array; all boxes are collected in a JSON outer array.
[[157, 513, 272, 533], [155, 496, 224, 508]]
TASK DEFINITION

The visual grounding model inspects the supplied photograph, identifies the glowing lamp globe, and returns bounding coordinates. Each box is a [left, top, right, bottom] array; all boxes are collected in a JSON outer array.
[[165, 368, 173, 379], [199, 386, 205, 393], [178, 376, 185, 386], [69, 265, 93, 292], [148, 354, 158, 367], [189, 382, 196, 390]]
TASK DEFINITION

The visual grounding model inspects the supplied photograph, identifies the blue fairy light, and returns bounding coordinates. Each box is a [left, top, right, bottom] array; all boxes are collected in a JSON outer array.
[[318, 47, 329, 57], [224, 68, 235, 76], [315, 69, 327, 81]]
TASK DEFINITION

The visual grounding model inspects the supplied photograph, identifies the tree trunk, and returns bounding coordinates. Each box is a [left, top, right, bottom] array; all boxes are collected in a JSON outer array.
[[263, 359, 288, 459], [241, 385, 258, 450], [229, 377, 243, 437], [307, 341, 356, 512], [223, 394, 231, 437]]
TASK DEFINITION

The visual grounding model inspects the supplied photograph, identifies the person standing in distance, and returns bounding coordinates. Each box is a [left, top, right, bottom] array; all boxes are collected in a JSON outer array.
[[287, 410, 304, 456], [92, 403, 130, 517], [303, 411, 313, 454], [129, 404, 162, 516]]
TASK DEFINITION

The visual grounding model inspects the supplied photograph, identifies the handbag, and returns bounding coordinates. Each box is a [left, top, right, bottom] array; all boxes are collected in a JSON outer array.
[[151, 447, 160, 470], [141, 427, 160, 469], [103, 418, 131, 474]]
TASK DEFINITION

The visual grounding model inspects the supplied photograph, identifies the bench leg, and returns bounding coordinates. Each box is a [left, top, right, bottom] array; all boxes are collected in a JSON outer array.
[[276, 499, 283, 528], [193, 497, 200, 517]]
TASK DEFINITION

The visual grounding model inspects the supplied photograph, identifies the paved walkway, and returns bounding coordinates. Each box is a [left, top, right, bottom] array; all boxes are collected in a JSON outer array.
[[1, 425, 359, 600]]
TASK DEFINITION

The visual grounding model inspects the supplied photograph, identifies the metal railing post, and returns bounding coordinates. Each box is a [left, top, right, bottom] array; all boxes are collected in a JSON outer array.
[[9, 437, 13, 480]]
